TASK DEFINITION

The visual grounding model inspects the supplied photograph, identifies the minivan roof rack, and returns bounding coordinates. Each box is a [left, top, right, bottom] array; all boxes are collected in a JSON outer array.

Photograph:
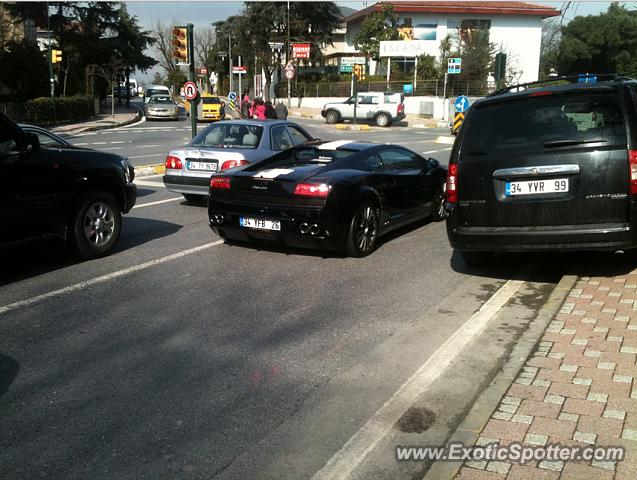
[[487, 74, 634, 97]]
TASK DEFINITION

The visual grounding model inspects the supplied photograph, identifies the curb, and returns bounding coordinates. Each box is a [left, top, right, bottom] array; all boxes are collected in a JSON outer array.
[[422, 274, 578, 480], [334, 124, 371, 131], [52, 107, 143, 135], [135, 163, 165, 177]]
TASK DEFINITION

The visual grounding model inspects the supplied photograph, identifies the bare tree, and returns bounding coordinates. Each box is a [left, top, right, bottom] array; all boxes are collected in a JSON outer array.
[[151, 20, 179, 75], [195, 25, 215, 67]]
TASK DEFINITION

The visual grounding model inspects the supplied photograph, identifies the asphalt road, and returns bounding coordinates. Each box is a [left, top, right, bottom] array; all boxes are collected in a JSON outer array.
[[2, 117, 636, 479]]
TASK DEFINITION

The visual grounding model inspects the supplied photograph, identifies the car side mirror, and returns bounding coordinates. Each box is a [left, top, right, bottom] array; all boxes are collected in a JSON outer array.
[[23, 132, 40, 154], [427, 158, 440, 169]]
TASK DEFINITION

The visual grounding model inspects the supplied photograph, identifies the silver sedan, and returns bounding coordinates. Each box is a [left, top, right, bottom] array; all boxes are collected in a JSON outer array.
[[162, 119, 316, 202], [145, 95, 179, 121]]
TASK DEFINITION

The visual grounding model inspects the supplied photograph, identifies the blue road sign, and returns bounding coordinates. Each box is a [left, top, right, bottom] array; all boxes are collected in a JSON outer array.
[[447, 57, 462, 75], [454, 95, 470, 113], [403, 84, 413, 94], [228, 91, 237, 101]]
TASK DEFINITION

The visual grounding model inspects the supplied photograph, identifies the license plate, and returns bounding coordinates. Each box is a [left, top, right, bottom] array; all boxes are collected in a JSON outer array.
[[506, 178, 569, 196], [239, 217, 281, 231], [187, 161, 218, 172]]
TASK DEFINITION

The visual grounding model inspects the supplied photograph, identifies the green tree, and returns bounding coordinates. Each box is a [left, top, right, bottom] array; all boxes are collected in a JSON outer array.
[[416, 53, 438, 80], [539, 18, 561, 79], [558, 3, 637, 77], [0, 39, 49, 101], [353, 3, 400, 62]]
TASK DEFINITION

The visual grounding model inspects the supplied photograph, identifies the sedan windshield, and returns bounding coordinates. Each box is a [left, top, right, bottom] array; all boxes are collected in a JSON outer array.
[[190, 124, 263, 149], [202, 97, 222, 104]]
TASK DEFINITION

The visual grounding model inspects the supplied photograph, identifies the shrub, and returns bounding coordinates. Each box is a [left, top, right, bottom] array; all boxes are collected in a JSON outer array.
[[0, 96, 96, 126]]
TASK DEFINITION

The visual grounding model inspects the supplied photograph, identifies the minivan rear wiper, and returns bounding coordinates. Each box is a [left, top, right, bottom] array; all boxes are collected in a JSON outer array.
[[543, 138, 606, 148]]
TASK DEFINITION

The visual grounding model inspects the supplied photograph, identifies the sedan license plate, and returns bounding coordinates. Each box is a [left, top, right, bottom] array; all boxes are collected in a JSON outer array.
[[187, 161, 218, 172], [240, 217, 281, 231], [506, 178, 569, 196]]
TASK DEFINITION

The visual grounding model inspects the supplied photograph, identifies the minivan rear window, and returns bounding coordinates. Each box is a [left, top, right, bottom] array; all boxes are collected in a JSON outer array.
[[461, 93, 626, 158]]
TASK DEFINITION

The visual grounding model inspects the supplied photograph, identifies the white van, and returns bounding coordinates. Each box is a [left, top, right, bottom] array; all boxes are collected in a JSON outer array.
[[143, 84, 171, 103]]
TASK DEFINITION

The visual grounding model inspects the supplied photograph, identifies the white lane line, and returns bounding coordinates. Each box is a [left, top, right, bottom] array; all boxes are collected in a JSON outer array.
[[129, 153, 164, 159], [110, 141, 125, 144], [311, 279, 525, 480], [92, 141, 107, 145], [134, 179, 165, 187], [74, 142, 89, 146], [138, 144, 162, 148], [102, 147, 123, 150], [133, 197, 181, 209], [422, 148, 452, 154], [0, 240, 224, 316]]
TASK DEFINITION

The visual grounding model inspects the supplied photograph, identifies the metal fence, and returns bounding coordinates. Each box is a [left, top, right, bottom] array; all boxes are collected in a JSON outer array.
[[275, 79, 493, 98]]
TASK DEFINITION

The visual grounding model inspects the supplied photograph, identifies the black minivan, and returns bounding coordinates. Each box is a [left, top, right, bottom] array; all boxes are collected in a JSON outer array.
[[446, 75, 637, 265]]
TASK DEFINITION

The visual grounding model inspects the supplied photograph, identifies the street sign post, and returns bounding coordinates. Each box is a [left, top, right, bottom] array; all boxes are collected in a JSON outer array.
[[228, 91, 237, 118], [452, 95, 470, 134], [184, 81, 198, 101]]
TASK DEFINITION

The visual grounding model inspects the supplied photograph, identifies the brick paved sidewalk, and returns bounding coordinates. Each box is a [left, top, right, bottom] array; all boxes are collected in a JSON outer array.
[[457, 273, 637, 479]]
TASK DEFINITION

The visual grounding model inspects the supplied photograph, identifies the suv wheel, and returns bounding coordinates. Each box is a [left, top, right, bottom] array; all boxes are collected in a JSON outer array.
[[69, 191, 122, 259], [375, 112, 391, 127], [325, 110, 340, 124]]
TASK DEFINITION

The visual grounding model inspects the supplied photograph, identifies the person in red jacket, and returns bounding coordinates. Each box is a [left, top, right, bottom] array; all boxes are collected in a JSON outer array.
[[254, 98, 266, 120]]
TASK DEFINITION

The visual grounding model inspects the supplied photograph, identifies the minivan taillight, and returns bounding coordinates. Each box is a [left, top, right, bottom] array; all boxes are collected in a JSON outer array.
[[221, 159, 249, 170], [210, 177, 231, 189], [447, 163, 458, 203], [165, 155, 182, 170], [630, 150, 637, 195]]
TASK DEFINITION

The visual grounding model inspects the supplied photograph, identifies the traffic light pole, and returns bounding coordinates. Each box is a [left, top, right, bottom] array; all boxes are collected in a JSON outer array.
[[187, 23, 197, 139], [353, 71, 358, 126]]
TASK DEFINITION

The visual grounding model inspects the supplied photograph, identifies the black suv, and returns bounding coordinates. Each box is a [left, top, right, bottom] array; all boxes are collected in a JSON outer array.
[[446, 75, 637, 265], [0, 112, 136, 259]]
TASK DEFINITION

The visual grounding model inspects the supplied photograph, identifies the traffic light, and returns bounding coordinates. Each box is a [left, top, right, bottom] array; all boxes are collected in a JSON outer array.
[[494, 52, 507, 83], [172, 26, 189, 65], [51, 49, 62, 64]]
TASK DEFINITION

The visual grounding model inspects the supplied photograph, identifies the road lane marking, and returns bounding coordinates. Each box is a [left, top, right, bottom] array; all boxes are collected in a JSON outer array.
[[129, 153, 164, 159], [0, 240, 224, 316], [109, 141, 125, 144], [74, 142, 88, 146], [311, 279, 525, 480], [138, 144, 162, 148], [102, 147, 123, 150], [134, 179, 165, 187], [423, 148, 452, 154], [92, 141, 107, 145], [133, 197, 181, 209]]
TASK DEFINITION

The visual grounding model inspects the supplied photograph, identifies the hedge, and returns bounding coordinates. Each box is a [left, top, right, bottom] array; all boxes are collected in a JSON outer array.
[[0, 95, 95, 127]]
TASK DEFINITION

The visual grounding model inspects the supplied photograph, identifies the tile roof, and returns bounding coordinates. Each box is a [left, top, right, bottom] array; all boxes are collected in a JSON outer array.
[[346, 2, 560, 23]]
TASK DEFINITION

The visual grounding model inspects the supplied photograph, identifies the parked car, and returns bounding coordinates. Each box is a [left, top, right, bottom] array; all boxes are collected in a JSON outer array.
[[143, 84, 171, 103], [163, 119, 316, 202], [144, 95, 179, 120], [321, 92, 405, 127], [0, 113, 136, 259], [208, 140, 447, 257], [446, 74, 637, 266]]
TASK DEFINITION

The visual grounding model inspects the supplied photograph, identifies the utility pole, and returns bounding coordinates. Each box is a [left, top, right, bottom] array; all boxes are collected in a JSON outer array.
[[187, 23, 197, 138], [229, 35, 233, 96], [287, 0, 291, 108], [46, 2, 54, 98]]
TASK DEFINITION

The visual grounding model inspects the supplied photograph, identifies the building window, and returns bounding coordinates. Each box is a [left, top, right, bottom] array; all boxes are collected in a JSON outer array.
[[447, 19, 491, 48], [414, 23, 437, 41]]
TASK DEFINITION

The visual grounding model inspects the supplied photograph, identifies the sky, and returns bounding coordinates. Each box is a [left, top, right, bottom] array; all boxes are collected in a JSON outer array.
[[125, 1, 637, 83]]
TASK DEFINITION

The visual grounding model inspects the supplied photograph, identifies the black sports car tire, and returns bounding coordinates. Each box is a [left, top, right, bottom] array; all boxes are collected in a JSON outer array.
[[345, 201, 380, 257], [182, 193, 205, 203], [68, 190, 121, 259], [432, 186, 447, 221]]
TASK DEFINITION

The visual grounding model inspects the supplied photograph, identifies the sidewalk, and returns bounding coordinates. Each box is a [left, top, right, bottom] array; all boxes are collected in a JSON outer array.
[[456, 272, 637, 479], [51, 104, 141, 135]]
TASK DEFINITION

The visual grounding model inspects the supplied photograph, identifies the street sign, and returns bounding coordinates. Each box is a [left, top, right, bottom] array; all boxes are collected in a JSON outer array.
[[403, 84, 414, 94], [197, 67, 208, 76], [268, 42, 284, 52], [454, 95, 470, 113], [228, 91, 237, 110], [284, 63, 295, 80], [292, 43, 310, 59], [339, 57, 365, 73], [183, 81, 198, 100], [452, 112, 465, 133], [232, 66, 247, 75], [448, 57, 462, 75]]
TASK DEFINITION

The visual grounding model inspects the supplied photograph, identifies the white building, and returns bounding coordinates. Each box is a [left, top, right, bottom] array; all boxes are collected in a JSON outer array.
[[323, 1, 559, 84]]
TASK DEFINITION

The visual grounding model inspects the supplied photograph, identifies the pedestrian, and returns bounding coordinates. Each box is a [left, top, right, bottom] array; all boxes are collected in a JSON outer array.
[[240, 94, 251, 119], [250, 98, 258, 118], [254, 98, 266, 120], [275, 99, 288, 120], [264, 101, 277, 119]]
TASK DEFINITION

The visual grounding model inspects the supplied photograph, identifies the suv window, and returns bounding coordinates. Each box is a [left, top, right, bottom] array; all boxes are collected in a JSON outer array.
[[462, 92, 626, 158], [359, 95, 379, 105]]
